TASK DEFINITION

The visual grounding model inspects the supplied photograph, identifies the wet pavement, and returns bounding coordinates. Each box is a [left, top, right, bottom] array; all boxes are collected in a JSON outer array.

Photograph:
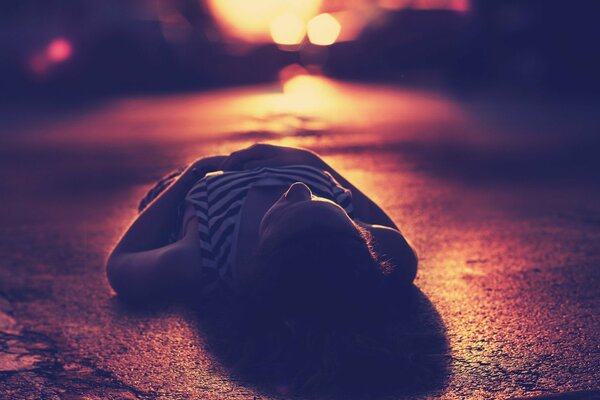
[[1, 79, 599, 399]]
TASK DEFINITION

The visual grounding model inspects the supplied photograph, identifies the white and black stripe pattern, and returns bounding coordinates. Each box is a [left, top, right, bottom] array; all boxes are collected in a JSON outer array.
[[138, 165, 355, 295], [185, 165, 354, 294]]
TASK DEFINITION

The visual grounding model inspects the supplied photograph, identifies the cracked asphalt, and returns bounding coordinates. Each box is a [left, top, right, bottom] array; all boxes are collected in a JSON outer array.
[[1, 80, 599, 399]]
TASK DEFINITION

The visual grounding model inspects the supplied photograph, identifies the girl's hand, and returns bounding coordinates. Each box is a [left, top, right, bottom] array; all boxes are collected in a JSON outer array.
[[222, 144, 321, 171]]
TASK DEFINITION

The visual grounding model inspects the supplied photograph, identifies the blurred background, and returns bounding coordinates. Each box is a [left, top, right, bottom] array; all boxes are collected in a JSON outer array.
[[1, 0, 600, 194], [2, 0, 599, 97], [2, 0, 600, 209]]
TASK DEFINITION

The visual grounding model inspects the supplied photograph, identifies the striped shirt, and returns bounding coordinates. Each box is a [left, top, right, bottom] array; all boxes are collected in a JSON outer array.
[[139, 165, 354, 295], [185, 165, 354, 294]]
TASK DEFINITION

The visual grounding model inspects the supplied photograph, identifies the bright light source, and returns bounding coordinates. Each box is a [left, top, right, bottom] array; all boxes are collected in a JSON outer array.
[[307, 14, 341, 46], [207, 0, 321, 43], [270, 13, 306, 45], [46, 38, 72, 63]]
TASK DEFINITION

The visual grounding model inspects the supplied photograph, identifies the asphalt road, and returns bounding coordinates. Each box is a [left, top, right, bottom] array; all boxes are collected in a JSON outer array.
[[1, 79, 599, 399]]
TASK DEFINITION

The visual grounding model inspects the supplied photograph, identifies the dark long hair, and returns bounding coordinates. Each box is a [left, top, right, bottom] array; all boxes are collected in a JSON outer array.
[[243, 226, 389, 327], [197, 227, 441, 396]]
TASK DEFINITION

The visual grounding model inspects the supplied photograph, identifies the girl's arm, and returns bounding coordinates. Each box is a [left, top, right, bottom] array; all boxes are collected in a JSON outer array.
[[110, 156, 226, 254], [106, 155, 226, 301]]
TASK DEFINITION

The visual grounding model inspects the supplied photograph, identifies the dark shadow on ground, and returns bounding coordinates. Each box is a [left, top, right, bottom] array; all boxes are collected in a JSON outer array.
[[194, 286, 449, 399]]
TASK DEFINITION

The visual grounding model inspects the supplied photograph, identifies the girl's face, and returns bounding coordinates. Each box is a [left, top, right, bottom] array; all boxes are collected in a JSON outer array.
[[258, 182, 361, 245]]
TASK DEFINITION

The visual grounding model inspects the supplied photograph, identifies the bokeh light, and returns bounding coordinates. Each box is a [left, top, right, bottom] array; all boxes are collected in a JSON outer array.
[[27, 38, 73, 76], [307, 14, 341, 46], [270, 13, 306, 45], [206, 0, 321, 43], [46, 38, 72, 63], [206, 0, 469, 46]]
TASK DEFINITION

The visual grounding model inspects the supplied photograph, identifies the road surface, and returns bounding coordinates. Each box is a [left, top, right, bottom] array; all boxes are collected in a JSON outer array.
[[1, 78, 599, 399]]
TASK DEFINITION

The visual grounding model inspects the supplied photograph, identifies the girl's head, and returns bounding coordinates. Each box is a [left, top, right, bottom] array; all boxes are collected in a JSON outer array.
[[258, 182, 361, 250], [240, 182, 389, 327]]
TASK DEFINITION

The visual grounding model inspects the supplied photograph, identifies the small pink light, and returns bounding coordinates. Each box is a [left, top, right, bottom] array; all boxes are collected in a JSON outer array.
[[47, 38, 72, 63], [28, 53, 49, 75], [451, 0, 470, 13]]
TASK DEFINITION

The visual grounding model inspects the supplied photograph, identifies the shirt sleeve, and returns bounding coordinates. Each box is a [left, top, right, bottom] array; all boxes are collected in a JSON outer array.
[[137, 166, 187, 244], [322, 170, 355, 218], [137, 167, 185, 213]]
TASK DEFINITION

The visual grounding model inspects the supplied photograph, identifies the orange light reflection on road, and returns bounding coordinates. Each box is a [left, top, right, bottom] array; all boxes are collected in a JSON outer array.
[[307, 14, 342, 46], [227, 70, 463, 139], [282, 74, 337, 107], [37, 71, 465, 147]]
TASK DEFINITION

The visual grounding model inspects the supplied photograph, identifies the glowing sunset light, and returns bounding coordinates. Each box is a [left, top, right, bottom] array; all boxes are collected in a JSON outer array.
[[270, 13, 306, 45], [46, 38, 72, 63], [206, 0, 321, 42], [206, 0, 468, 45], [307, 14, 341, 46]]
